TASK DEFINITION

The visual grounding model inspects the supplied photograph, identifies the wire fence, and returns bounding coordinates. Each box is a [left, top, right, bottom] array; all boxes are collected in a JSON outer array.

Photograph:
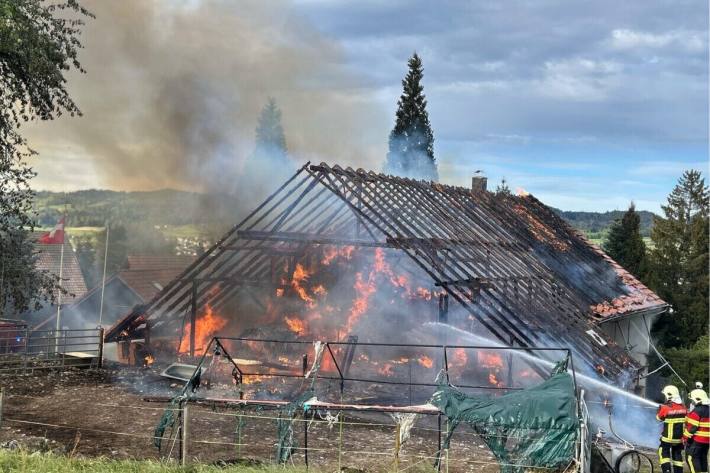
[[0, 391, 577, 472], [0, 327, 103, 374]]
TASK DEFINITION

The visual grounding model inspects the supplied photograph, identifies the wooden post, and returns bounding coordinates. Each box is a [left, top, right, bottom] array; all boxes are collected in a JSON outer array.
[[0, 387, 4, 428], [181, 402, 190, 466], [393, 422, 401, 471], [22, 328, 29, 374], [436, 414, 442, 472], [97, 327, 105, 369]]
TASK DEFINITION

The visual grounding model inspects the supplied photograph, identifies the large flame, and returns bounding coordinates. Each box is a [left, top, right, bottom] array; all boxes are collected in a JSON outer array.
[[291, 263, 316, 308], [179, 304, 228, 355], [284, 316, 307, 335]]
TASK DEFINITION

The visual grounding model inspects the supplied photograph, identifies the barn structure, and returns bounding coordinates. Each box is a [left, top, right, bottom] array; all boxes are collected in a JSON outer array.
[[105, 163, 667, 389]]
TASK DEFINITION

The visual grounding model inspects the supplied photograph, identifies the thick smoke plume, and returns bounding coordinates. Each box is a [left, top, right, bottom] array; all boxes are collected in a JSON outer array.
[[26, 0, 387, 197]]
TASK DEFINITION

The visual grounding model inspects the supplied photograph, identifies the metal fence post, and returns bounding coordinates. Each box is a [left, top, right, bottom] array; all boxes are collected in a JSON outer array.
[[97, 327, 105, 369], [393, 422, 401, 471], [0, 387, 4, 428]]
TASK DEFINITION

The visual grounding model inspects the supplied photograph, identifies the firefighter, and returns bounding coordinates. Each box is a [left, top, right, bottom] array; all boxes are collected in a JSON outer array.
[[684, 388, 709, 473], [657, 385, 688, 473]]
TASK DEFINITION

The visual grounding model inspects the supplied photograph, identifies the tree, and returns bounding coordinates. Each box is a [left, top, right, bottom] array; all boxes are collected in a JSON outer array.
[[0, 0, 92, 314], [384, 53, 438, 182], [239, 98, 294, 201], [495, 178, 512, 196], [645, 170, 709, 349], [603, 203, 646, 276], [255, 98, 287, 159]]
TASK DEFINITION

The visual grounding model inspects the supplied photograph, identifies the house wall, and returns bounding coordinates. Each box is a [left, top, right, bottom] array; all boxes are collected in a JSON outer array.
[[599, 312, 662, 393], [64, 282, 143, 330]]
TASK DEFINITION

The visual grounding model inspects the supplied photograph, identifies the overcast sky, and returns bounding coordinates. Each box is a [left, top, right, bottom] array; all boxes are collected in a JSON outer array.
[[28, 0, 708, 212]]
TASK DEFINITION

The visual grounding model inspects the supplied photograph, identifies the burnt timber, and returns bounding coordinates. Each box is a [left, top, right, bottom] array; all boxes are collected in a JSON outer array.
[[106, 163, 667, 379]]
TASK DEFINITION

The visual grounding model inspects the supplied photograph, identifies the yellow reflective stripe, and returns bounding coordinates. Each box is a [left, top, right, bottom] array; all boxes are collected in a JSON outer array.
[[672, 460, 685, 466], [661, 437, 682, 443], [693, 431, 710, 437], [687, 418, 700, 426], [688, 455, 696, 473], [666, 418, 686, 423], [700, 421, 710, 427]]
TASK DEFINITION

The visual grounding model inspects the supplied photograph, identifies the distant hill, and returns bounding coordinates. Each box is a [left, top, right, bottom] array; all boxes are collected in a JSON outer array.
[[552, 208, 656, 237], [34, 189, 657, 239], [34, 189, 241, 228]]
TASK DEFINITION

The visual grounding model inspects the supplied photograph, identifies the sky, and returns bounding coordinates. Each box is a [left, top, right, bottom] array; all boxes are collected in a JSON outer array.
[[26, 0, 708, 212]]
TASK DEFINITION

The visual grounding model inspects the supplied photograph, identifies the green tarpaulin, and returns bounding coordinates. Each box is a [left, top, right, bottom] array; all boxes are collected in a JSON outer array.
[[431, 360, 579, 473]]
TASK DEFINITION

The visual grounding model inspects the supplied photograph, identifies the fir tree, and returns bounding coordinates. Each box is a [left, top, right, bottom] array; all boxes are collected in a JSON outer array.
[[603, 203, 646, 276], [645, 170, 709, 348], [385, 53, 438, 181], [255, 98, 287, 159], [495, 178, 512, 196], [239, 98, 294, 200]]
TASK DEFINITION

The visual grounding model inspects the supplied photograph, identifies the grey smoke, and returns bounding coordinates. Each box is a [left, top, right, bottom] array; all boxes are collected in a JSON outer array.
[[25, 0, 388, 196]]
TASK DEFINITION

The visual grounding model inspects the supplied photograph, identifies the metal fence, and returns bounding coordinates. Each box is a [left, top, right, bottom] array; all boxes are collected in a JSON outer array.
[[0, 327, 104, 374]]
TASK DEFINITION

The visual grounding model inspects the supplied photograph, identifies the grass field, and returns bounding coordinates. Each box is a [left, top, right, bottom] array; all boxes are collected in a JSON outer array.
[[0, 450, 312, 473]]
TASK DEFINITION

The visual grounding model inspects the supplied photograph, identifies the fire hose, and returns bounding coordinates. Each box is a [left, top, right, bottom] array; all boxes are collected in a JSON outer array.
[[604, 401, 655, 473]]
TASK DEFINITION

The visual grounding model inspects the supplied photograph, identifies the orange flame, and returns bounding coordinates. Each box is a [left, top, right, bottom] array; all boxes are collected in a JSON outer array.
[[516, 187, 530, 197], [489, 372, 504, 386], [322, 245, 356, 265], [478, 351, 503, 369], [291, 264, 316, 308], [179, 304, 228, 355], [452, 348, 467, 368], [144, 354, 155, 366], [346, 271, 376, 332], [418, 355, 434, 369], [312, 285, 327, 296], [284, 316, 307, 335], [378, 363, 394, 376]]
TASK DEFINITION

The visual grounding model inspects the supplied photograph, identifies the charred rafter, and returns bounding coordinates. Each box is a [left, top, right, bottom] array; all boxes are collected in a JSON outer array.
[[105, 162, 666, 379]]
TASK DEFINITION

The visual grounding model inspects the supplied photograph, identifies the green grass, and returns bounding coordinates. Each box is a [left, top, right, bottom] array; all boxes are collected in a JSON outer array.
[[0, 450, 309, 473]]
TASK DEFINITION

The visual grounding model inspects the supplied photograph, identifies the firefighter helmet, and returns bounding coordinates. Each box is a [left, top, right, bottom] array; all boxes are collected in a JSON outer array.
[[662, 385, 681, 402], [689, 388, 709, 405]]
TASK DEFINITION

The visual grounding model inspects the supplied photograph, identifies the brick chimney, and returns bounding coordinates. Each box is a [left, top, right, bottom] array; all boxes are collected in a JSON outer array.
[[471, 176, 487, 192]]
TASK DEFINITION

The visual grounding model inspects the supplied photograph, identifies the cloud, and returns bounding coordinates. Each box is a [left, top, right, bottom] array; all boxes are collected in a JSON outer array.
[[609, 29, 706, 52]]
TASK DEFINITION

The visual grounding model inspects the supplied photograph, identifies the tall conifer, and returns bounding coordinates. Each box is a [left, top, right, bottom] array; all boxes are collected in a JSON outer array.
[[385, 53, 438, 181], [646, 170, 709, 348], [604, 203, 646, 276]]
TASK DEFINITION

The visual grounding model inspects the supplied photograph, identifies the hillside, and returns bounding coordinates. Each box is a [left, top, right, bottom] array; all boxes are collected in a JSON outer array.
[[552, 208, 655, 237], [34, 189, 656, 245]]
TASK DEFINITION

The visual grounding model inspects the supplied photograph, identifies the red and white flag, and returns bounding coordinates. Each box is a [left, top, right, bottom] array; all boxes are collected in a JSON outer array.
[[38, 216, 65, 244]]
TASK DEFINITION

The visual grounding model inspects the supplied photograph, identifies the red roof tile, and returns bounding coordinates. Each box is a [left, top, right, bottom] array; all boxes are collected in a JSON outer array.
[[32, 234, 87, 303]]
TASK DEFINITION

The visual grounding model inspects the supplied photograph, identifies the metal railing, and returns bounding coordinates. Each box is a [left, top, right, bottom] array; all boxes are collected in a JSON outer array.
[[0, 327, 104, 374]]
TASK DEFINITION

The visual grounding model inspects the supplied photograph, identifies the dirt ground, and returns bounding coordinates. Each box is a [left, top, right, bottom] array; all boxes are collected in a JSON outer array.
[[0, 366, 503, 472]]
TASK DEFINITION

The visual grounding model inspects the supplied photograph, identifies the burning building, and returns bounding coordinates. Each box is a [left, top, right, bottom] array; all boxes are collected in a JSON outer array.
[[105, 163, 667, 391]]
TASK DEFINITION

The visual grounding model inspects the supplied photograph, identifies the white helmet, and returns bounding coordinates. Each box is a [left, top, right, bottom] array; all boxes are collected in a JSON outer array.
[[662, 385, 681, 402], [689, 388, 709, 405]]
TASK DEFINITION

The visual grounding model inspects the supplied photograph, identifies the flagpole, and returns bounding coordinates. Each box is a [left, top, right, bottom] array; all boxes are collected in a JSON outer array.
[[98, 223, 110, 327], [55, 202, 67, 353]]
